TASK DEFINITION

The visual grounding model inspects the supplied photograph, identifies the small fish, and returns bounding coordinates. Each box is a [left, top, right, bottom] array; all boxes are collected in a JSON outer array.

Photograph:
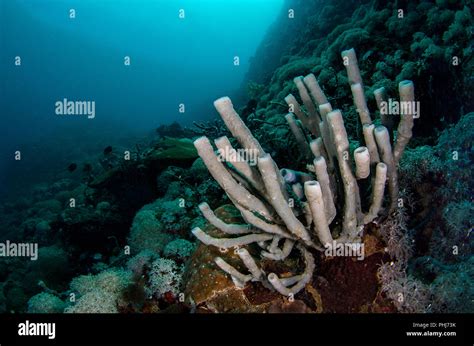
[[103, 146, 113, 155], [67, 163, 77, 172]]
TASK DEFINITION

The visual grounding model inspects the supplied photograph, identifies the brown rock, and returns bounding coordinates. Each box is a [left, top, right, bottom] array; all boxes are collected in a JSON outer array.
[[183, 205, 280, 312]]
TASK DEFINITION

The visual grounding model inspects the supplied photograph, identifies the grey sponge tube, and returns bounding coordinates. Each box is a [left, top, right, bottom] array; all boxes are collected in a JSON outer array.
[[304, 181, 333, 247], [194, 136, 274, 221], [257, 154, 312, 244], [294, 76, 321, 125], [393, 80, 415, 164], [285, 113, 313, 161], [354, 146, 370, 179], [350, 83, 372, 125], [214, 136, 266, 196], [374, 126, 398, 211], [214, 97, 265, 156], [214, 257, 251, 288], [374, 87, 395, 135], [261, 239, 295, 260], [362, 124, 380, 164], [284, 94, 318, 135], [363, 162, 387, 223], [236, 248, 264, 281], [303, 73, 329, 106], [192, 227, 273, 249], [236, 205, 294, 238], [310, 137, 329, 165], [198, 202, 250, 235], [313, 156, 337, 223], [327, 110, 360, 239], [341, 48, 363, 85], [267, 245, 315, 296]]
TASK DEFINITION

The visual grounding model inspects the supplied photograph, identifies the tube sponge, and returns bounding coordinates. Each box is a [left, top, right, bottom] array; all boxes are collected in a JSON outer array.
[[284, 113, 313, 160], [327, 110, 360, 238], [214, 136, 265, 196], [193, 136, 274, 221], [285, 94, 318, 135], [267, 245, 315, 296], [214, 257, 252, 288], [257, 154, 312, 244], [374, 125, 398, 211], [198, 202, 250, 235], [294, 76, 321, 125], [191, 48, 414, 299], [350, 83, 372, 125], [312, 156, 336, 223], [393, 80, 415, 164], [303, 73, 328, 106], [341, 48, 363, 85], [191, 227, 273, 249], [364, 162, 387, 224], [304, 181, 333, 247], [354, 146, 370, 179], [362, 124, 380, 163], [214, 97, 265, 156]]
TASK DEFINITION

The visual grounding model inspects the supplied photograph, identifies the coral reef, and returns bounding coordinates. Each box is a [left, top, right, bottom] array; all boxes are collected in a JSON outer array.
[[146, 258, 184, 300], [128, 201, 175, 254], [0, 0, 471, 315], [27, 292, 65, 313], [247, 0, 472, 153], [429, 256, 474, 313], [377, 261, 431, 313], [65, 268, 132, 313], [128, 196, 198, 255], [163, 239, 196, 262]]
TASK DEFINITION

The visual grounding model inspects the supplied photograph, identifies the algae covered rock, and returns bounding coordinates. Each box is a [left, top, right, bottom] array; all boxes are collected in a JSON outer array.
[[183, 205, 280, 312], [163, 239, 196, 261]]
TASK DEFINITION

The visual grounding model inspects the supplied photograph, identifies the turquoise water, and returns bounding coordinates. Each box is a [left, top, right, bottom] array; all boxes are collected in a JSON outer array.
[[0, 0, 283, 198]]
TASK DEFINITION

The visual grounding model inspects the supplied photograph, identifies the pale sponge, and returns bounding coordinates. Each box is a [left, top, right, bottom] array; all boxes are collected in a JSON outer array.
[[191, 48, 414, 297]]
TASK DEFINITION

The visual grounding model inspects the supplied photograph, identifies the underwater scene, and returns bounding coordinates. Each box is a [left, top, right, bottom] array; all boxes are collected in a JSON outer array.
[[0, 0, 473, 318]]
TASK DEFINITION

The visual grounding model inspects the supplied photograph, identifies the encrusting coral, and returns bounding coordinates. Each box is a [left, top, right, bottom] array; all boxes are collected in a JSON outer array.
[[191, 48, 415, 296]]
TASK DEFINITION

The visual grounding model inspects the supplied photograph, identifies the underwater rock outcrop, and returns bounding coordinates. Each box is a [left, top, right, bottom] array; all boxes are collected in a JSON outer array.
[[190, 48, 415, 297]]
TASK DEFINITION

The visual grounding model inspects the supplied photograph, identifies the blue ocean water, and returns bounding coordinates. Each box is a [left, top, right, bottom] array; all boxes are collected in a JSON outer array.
[[0, 0, 283, 199]]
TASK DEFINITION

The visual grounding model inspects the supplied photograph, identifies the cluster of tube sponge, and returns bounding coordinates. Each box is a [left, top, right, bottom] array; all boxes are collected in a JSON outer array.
[[191, 48, 415, 296]]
